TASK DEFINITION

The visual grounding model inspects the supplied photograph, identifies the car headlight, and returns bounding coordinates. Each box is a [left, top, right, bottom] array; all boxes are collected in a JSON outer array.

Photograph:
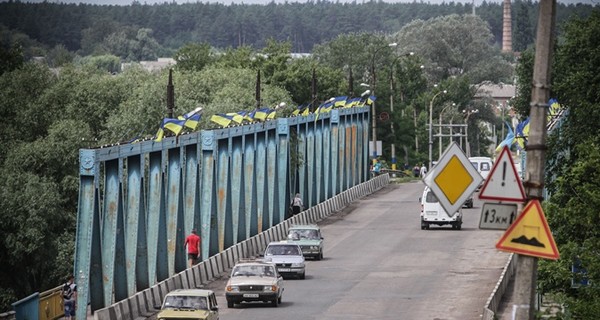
[[226, 285, 239, 292], [291, 263, 304, 268], [263, 285, 278, 292], [310, 246, 319, 250]]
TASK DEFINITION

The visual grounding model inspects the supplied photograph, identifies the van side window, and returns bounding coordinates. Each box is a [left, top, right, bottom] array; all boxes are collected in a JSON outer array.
[[425, 191, 438, 203]]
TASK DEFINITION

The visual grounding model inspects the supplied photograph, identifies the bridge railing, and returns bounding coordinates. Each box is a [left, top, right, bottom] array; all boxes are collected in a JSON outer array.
[[73, 107, 370, 319], [91, 174, 390, 319]]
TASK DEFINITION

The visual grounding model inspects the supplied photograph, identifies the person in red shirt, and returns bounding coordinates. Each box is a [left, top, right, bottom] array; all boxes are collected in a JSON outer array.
[[184, 229, 201, 268]]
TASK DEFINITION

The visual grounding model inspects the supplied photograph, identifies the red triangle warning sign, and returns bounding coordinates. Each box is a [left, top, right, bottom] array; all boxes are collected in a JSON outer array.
[[479, 146, 526, 202], [496, 199, 559, 260]]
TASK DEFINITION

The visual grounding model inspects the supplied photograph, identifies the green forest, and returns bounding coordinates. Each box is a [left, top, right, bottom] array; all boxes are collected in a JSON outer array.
[[1, 1, 599, 318]]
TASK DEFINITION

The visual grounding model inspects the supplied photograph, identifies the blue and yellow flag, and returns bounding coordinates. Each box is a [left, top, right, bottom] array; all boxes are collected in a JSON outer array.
[[495, 121, 515, 152], [226, 112, 245, 124], [345, 98, 360, 108], [333, 96, 347, 108], [154, 127, 165, 142], [293, 104, 309, 116], [548, 98, 561, 122], [178, 113, 201, 130], [366, 95, 377, 106], [163, 118, 186, 135], [267, 109, 277, 120], [514, 117, 530, 150], [254, 108, 271, 121], [210, 114, 234, 127]]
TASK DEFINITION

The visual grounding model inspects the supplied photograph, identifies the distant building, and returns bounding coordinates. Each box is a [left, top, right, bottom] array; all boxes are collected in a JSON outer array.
[[121, 58, 176, 73], [474, 83, 516, 114]]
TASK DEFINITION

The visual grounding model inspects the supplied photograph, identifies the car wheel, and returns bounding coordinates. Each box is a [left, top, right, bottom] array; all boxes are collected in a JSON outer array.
[[424, 222, 430, 230], [278, 294, 282, 304], [227, 300, 234, 308], [272, 297, 279, 307], [456, 223, 462, 230], [299, 272, 306, 280], [319, 251, 323, 260]]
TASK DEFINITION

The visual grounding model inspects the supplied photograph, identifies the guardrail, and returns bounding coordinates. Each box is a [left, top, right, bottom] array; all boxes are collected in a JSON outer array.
[[91, 174, 390, 320], [482, 253, 517, 320]]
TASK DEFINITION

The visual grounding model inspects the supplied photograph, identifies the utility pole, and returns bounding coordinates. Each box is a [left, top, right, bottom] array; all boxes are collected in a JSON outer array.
[[513, 0, 556, 319], [167, 69, 175, 118]]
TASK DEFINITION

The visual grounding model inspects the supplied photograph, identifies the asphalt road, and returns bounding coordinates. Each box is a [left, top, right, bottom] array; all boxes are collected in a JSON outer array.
[[153, 181, 512, 320]]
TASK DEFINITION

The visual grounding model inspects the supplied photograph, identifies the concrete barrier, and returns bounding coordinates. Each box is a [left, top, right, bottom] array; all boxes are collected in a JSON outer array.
[[89, 177, 392, 319], [482, 253, 516, 320]]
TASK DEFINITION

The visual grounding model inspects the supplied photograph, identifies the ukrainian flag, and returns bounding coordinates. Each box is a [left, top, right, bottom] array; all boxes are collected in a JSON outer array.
[[366, 95, 377, 106], [333, 96, 347, 108], [154, 127, 165, 142], [495, 121, 515, 152], [210, 114, 234, 127], [226, 112, 245, 124], [267, 109, 277, 120], [254, 108, 271, 121], [293, 104, 308, 116], [178, 113, 201, 130], [163, 118, 186, 135], [515, 118, 530, 150], [548, 98, 561, 121]]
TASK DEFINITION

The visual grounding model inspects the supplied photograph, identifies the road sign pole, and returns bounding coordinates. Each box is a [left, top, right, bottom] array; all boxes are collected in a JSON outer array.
[[513, 0, 556, 319]]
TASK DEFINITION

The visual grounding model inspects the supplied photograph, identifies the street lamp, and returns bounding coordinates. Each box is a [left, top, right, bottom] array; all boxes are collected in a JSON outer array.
[[389, 51, 414, 171], [369, 42, 397, 164], [462, 108, 479, 157], [438, 102, 456, 157], [428, 88, 447, 170]]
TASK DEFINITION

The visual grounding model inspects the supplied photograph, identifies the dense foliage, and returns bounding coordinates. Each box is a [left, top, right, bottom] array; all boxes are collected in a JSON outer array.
[[534, 10, 600, 319], [0, 0, 593, 59], [0, 0, 597, 315]]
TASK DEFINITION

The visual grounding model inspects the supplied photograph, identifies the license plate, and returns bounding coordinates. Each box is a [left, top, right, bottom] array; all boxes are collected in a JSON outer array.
[[243, 293, 259, 298], [278, 268, 291, 272]]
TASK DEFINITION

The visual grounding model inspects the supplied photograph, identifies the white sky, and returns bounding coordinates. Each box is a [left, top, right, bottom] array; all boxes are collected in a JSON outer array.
[[6, 0, 597, 6]]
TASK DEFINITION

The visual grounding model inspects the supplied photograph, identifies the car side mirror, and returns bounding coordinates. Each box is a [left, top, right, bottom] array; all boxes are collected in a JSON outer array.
[[418, 197, 422, 202], [320, 237, 324, 240], [154, 304, 161, 310], [211, 306, 219, 311]]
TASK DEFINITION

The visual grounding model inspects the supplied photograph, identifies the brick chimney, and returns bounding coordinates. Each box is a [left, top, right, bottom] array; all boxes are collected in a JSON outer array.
[[502, 0, 512, 53]]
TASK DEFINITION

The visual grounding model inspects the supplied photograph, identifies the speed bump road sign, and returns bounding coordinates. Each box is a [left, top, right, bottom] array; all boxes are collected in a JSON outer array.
[[424, 142, 483, 216], [479, 203, 518, 230], [496, 199, 559, 260]]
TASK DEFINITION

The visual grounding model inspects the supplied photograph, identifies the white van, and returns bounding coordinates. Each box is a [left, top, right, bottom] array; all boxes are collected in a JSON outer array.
[[468, 156, 493, 182], [420, 186, 463, 230]]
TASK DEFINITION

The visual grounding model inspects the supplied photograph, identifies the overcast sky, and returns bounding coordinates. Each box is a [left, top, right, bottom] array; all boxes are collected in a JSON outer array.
[[6, 0, 596, 6]]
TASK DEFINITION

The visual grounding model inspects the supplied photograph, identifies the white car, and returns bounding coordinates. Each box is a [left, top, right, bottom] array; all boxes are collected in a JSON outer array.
[[225, 260, 284, 308], [420, 186, 463, 230], [264, 242, 306, 279]]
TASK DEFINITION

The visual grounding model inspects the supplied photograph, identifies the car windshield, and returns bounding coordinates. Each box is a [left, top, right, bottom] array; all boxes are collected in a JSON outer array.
[[266, 245, 301, 256], [425, 191, 439, 203], [163, 295, 208, 310], [288, 229, 319, 240], [232, 265, 275, 278]]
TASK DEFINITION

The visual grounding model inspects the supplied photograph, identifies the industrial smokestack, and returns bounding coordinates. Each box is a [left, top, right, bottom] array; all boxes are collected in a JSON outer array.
[[502, 0, 513, 53]]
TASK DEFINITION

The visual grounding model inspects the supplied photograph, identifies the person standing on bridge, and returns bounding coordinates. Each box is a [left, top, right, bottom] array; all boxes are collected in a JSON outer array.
[[62, 274, 77, 320], [184, 229, 201, 268], [420, 163, 428, 178], [291, 193, 304, 216]]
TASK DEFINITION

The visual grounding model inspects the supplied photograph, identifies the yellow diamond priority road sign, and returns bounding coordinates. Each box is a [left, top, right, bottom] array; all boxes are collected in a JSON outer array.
[[424, 142, 483, 216]]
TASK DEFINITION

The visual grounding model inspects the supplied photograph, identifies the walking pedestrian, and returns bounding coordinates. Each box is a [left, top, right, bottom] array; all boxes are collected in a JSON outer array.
[[291, 193, 304, 216], [420, 163, 428, 178], [62, 274, 77, 320], [184, 229, 201, 268]]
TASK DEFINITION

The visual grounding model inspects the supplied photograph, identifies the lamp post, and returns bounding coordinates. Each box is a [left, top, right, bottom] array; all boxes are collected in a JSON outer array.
[[389, 51, 414, 171], [438, 102, 456, 157], [428, 88, 447, 170], [369, 42, 397, 164], [462, 108, 479, 157]]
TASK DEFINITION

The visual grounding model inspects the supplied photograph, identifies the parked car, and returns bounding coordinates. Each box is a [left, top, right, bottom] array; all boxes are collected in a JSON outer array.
[[156, 289, 219, 320], [225, 259, 284, 308], [286, 224, 324, 260], [264, 242, 306, 279], [420, 186, 463, 230]]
